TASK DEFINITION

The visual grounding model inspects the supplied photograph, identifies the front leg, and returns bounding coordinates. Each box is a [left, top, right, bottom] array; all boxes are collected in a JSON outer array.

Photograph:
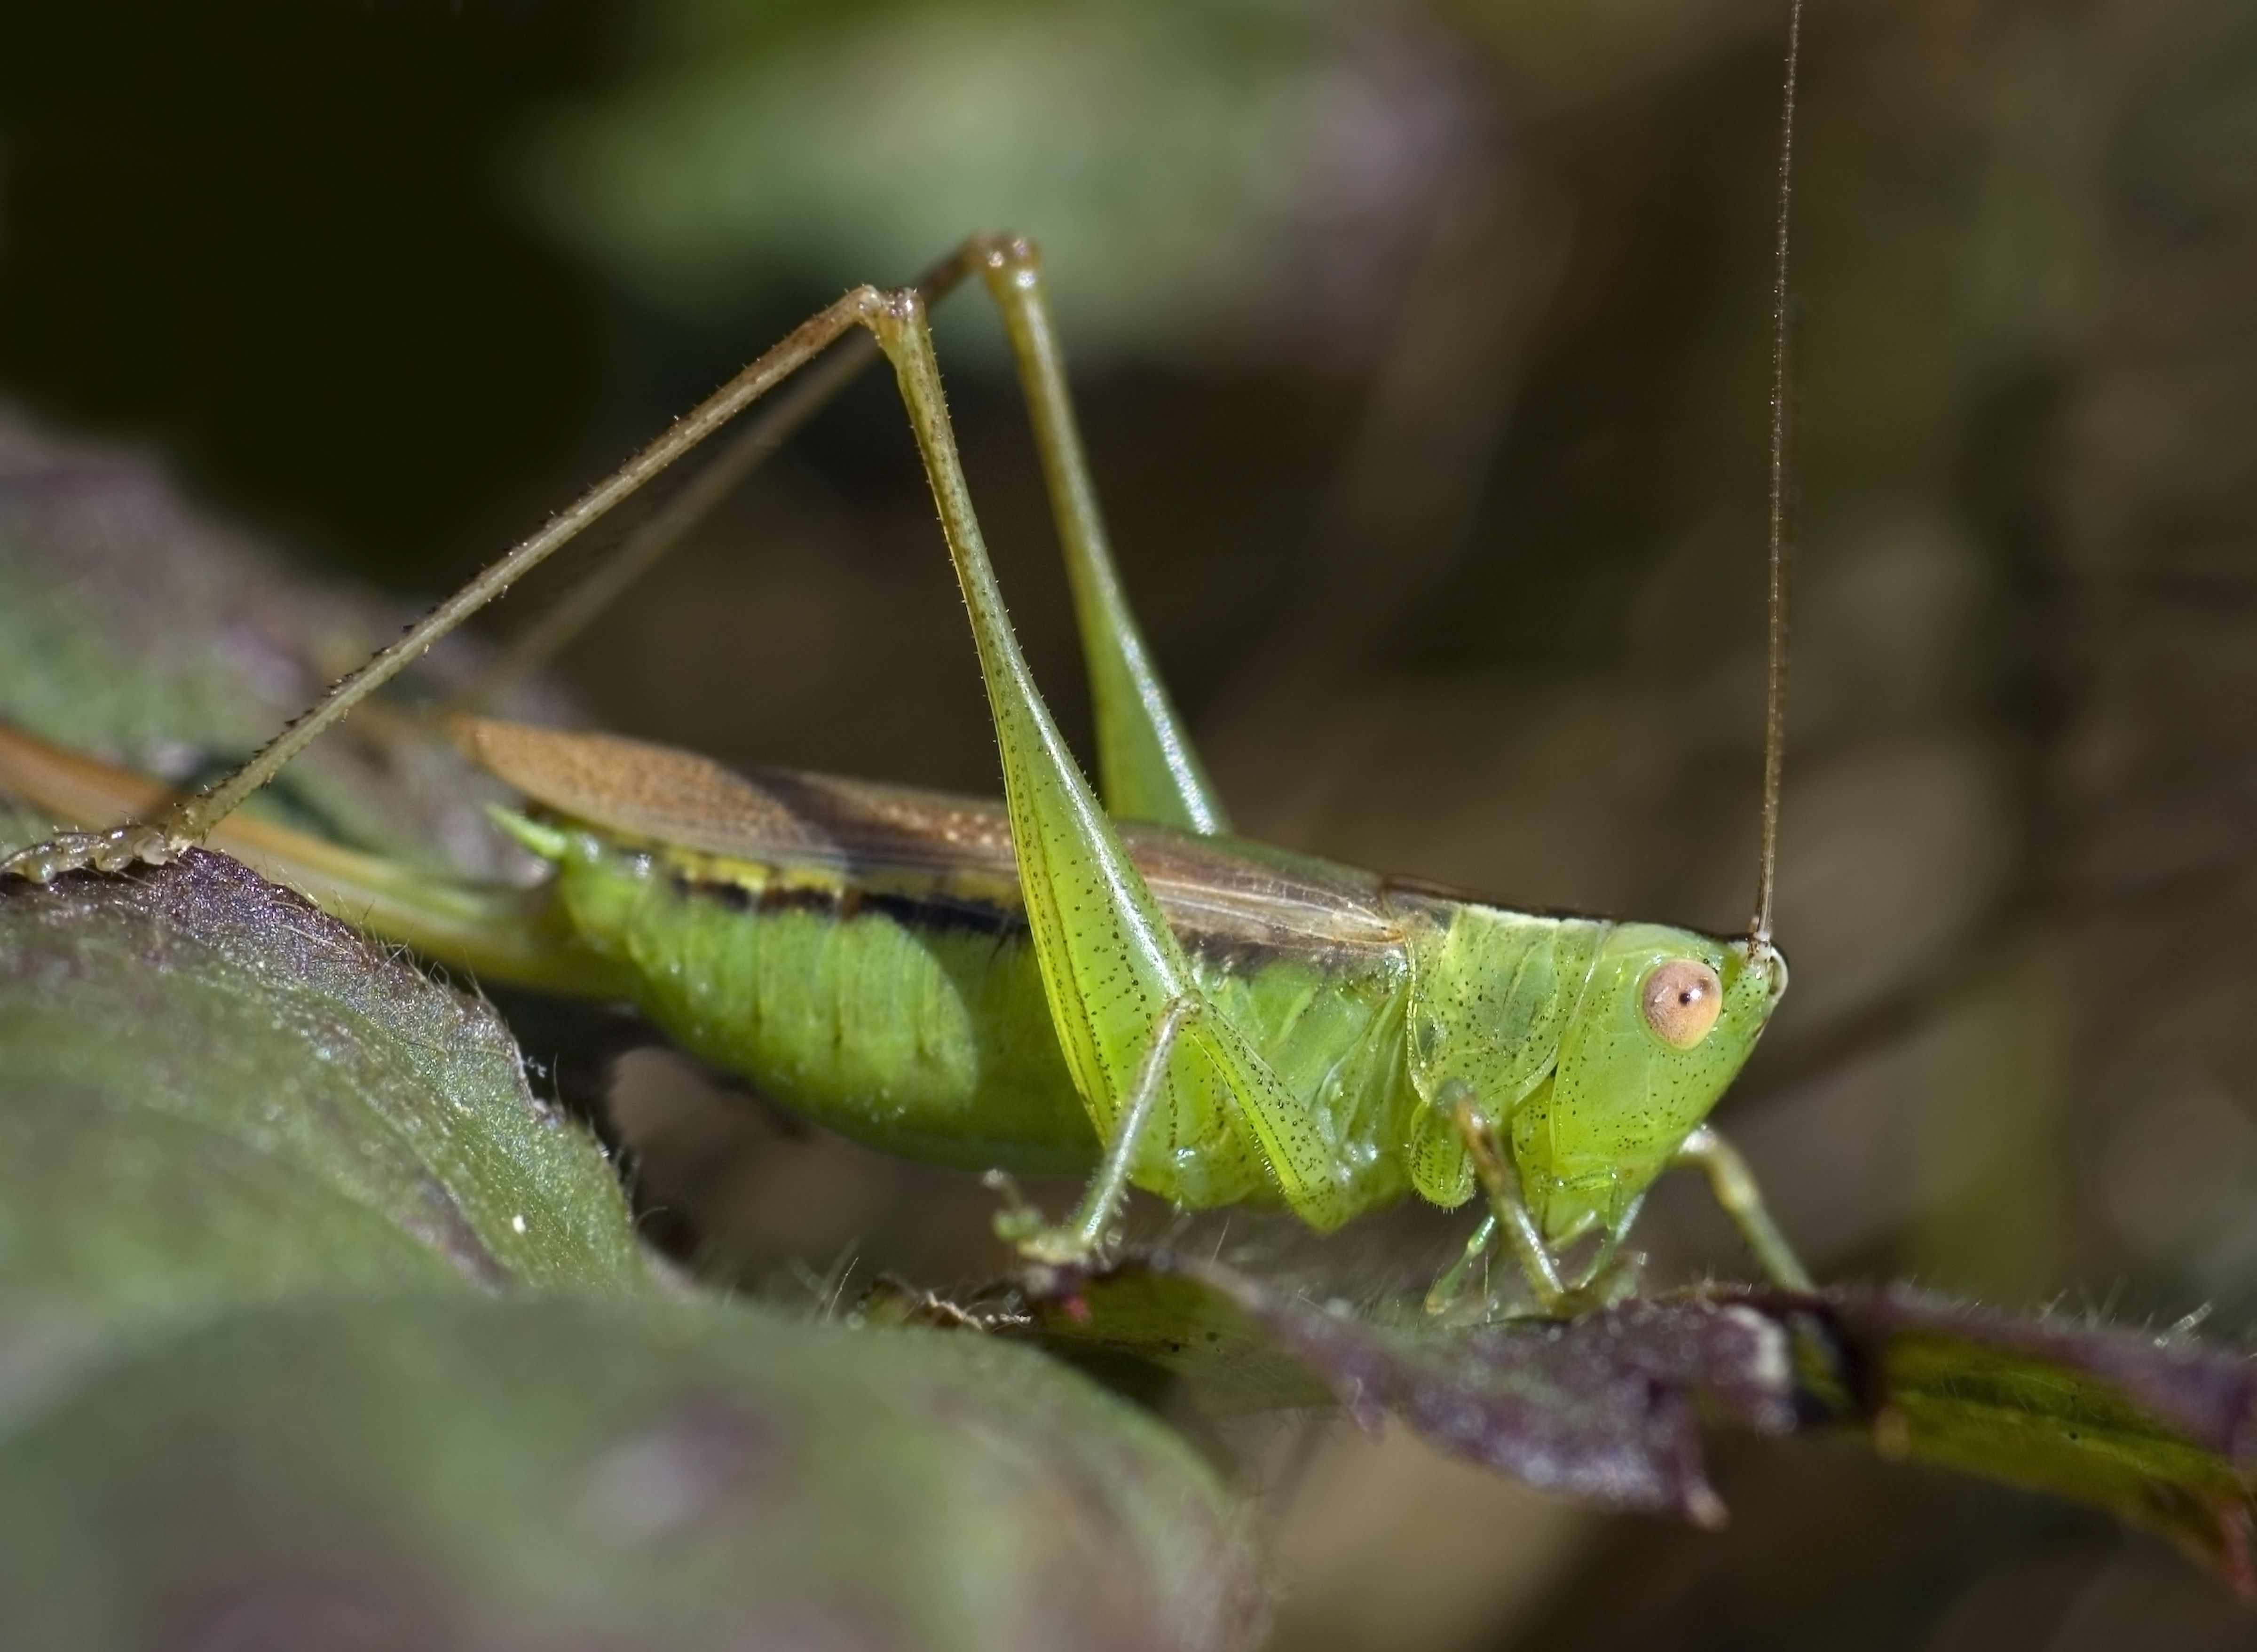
[[1444, 1090, 1571, 1316], [1670, 1124, 1812, 1290]]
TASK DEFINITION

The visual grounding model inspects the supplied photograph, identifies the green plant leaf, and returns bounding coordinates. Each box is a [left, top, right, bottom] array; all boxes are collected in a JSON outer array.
[[0, 1293, 1267, 1651], [0, 851, 1264, 1650], [1786, 1289, 2257, 1597], [0, 851, 655, 1408]]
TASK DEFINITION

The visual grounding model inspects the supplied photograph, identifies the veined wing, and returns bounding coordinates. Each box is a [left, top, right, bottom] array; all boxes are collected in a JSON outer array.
[[453, 717, 1406, 964]]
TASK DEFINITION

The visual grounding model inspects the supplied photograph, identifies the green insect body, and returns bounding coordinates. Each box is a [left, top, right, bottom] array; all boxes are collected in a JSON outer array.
[[1, 221, 1810, 1309], [513, 811, 1393, 1203], [453, 716, 1784, 1247]]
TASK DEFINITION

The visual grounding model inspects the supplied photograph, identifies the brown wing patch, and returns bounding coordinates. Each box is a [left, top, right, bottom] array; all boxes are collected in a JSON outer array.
[[454, 716, 1405, 960], [450, 717, 843, 863]]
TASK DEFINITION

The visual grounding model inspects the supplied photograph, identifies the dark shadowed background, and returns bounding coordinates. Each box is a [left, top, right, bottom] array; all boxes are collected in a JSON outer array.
[[5, 1, 2257, 1645]]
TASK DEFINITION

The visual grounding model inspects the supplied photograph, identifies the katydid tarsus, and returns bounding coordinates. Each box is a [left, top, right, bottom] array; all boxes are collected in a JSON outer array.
[[0, 8, 1813, 1316]]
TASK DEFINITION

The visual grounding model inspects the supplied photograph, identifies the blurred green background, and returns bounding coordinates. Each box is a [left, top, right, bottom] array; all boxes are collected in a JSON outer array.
[[6, 0, 2257, 1644]]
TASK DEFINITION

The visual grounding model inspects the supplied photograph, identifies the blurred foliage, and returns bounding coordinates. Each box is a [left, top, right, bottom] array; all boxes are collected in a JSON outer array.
[[0, 3, 616, 585], [0, 1292, 1264, 1651], [517, 0, 1460, 355]]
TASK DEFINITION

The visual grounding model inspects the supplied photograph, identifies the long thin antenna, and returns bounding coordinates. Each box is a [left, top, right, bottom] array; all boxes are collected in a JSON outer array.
[[459, 335, 879, 711], [1752, 0, 1802, 947]]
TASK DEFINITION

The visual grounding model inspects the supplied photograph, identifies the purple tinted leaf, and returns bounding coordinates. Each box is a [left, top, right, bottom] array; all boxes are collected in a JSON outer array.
[[1033, 1254, 1797, 1528], [1027, 1260, 2257, 1594]]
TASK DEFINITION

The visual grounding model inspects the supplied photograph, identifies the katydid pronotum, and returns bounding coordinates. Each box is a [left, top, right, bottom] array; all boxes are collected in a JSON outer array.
[[0, 8, 1813, 1318]]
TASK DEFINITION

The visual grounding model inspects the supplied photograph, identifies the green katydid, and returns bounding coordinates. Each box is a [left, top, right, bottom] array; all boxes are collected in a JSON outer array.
[[0, 10, 1812, 1317]]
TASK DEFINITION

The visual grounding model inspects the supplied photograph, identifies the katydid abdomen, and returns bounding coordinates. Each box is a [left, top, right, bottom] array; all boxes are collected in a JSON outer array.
[[530, 822, 1427, 1205]]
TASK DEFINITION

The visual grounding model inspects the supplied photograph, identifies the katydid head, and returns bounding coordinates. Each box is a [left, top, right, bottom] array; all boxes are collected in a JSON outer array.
[[1506, 924, 1786, 1246], [1399, 900, 1785, 1243]]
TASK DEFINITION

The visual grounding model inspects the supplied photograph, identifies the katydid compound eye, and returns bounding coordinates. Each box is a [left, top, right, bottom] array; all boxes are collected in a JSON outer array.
[[1641, 959, 1722, 1049]]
